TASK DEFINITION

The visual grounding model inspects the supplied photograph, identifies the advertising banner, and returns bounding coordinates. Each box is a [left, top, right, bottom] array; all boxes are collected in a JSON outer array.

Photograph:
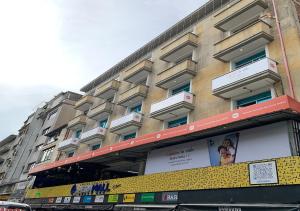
[[145, 140, 210, 174]]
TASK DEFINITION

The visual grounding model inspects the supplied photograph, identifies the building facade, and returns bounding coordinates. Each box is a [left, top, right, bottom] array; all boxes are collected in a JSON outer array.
[[0, 92, 81, 202], [18, 0, 300, 210]]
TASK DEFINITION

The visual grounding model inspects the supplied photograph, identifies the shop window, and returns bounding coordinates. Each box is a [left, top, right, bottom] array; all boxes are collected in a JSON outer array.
[[168, 116, 188, 128], [171, 82, 190, 96], [123, 132, 136, 141], [99, 119, 108, 128], [130, 104, 142, 113], [235, 50, 266, 69], [236, 91, 272, 108], [91, 144, 101, 151]]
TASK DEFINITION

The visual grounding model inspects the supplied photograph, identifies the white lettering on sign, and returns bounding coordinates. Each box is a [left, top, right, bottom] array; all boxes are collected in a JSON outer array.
[[249, 161, 278, 185], [219, 208, 242, 211]]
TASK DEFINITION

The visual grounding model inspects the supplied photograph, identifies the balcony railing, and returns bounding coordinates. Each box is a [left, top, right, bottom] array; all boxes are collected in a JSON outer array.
[[123, 59, 153, 83], [118, 85, 148, 107], [57, 137, 79, 151], [214, 20, 273, 62], [212, 58, 280, 98], [87, 102, 113, 120], [110, 112, 143, 135], [160, 32, 198, 63], [156, 59, 197, 89], [214, 0, 268, 32], [74, 96, 94, 112], [150, 91, 194, 120], [67, 115, 87, 131], [79, 127, 106, 145], [94, 79, 120, 99]]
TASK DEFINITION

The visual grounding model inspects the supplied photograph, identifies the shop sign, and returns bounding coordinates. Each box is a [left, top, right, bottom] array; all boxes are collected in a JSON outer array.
[[108, 194, 119, 203], [55, 197, 62, 203], [219, 207, 241, 211], [83, 195, 92, 203], [73, 196, 81, 203], [63, 196, 71, 203], [70, 182, 110, 196], [161, 192, 178, 202], [95, 195, 105, 203], [123, 194, 135, 203], [48, 198, 54, 203], [140, 193, 155, 202], [249, 161, 278, 185]]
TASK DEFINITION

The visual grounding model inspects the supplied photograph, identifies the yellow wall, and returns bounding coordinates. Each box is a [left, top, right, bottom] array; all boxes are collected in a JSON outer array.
[[26, 156, 300, 199]]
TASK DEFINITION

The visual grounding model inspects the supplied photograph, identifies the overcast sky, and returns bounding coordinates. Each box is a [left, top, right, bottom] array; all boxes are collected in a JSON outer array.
[[0, 0, 207, 140]]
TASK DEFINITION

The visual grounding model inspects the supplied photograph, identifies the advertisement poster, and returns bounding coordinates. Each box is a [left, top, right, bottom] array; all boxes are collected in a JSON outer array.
[[207, 133, 239, 166]]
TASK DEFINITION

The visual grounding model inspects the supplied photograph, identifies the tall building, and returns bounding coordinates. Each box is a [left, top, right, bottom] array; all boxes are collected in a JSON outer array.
[[0, 92, 81, 202], [22, 0, 300, 210]]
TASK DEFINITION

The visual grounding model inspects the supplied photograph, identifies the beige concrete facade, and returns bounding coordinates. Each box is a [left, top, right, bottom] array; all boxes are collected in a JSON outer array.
[[55, 0, 300, 162]]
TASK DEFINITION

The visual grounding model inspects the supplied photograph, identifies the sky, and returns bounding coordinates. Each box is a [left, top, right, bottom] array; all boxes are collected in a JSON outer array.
[[0, 0, 207, 140]]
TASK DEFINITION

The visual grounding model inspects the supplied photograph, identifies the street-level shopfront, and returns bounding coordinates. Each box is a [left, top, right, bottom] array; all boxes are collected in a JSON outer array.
[[25, 96, 300, 210]]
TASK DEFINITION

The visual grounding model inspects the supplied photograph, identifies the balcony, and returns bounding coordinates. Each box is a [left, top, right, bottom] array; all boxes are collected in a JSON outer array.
[[214, 0, 268, 32], [74, 96, 94, 112], [57, 137, 79, 152], [156, 60, 197, 89], [123, 60, 153, 83], [160, 33, 198, 63], [67, 115, 87, 131], [212, 58, 280, 98], [79, 127, 106, 145], [94, 79, 120, 100], [150, 91, 194, 120], [118, 85, 148, 107], [214, 20, 273, 62], [87, 102, 113, 121], [110, 112, 143, 135]]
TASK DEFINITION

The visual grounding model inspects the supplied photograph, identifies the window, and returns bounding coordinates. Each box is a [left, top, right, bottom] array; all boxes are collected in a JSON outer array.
[[235, 50, 266, 69], [40, 147, 54, 162], [67, 151, 74, 158], [99, 119, 108, 128], [123, 132, 136, 141], [236, 91, 272, 108], [0, 172, 5, 180], [75, 130, 82, 138], [130, 104, 142, 113], [107, 97, 114, 103], [168, 116, 188, 128], [91, 144, 101, 151], [171, 82, 190, 96], [42, 127, 50, 135], [47, 110, 58, 120]]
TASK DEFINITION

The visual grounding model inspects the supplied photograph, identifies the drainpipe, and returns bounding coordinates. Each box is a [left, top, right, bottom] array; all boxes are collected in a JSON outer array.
[[271, 0, 296, 99]]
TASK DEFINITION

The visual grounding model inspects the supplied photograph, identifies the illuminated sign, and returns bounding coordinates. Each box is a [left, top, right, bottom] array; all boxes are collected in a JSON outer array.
[[162, 192, 178, 202], [83, 195, 92, 203], [48, 198, 54, 203], [55, 197, 62, 203], [123, 194, 135, 203], [73, 196, 81, 203], [95, 195, 104, 203], [108, 194, 119, 203], [140, 193, 155, 202], [63, 196, 71, 203]]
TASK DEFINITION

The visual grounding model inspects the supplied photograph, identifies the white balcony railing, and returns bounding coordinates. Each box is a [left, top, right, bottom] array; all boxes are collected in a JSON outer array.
[[111, 112, 142, 129], [150, 91, 194, 114], [57, 137, 79, 151], [81, 127, 106, 140], [212, 58, 278, 91]]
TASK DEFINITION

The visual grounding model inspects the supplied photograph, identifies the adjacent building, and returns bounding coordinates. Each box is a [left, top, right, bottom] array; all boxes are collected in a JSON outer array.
[[8, 0, 300, 210]]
